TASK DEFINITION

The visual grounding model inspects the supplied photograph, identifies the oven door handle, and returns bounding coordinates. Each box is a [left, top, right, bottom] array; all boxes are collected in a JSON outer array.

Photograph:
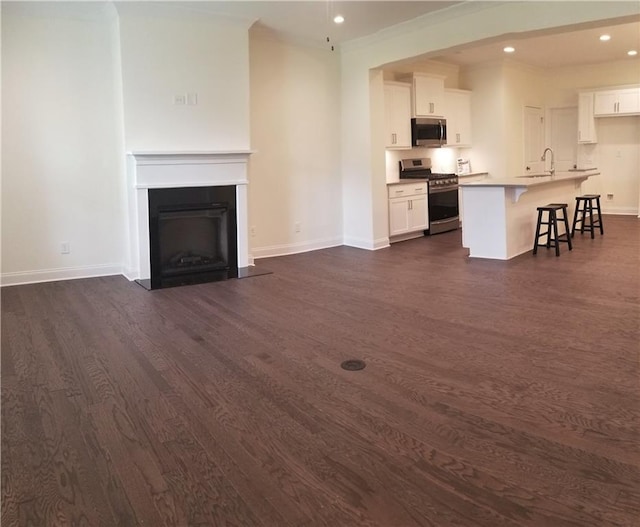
[[429, 185, 458, 194]]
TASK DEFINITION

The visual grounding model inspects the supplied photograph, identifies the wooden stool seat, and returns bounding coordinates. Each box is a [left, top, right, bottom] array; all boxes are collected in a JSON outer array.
[[533, 203, 573, 257], [572, 195, 604, 239]]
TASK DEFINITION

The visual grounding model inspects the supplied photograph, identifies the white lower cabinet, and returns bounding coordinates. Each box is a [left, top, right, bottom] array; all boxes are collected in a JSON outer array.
[[388, 182, 428, 240]]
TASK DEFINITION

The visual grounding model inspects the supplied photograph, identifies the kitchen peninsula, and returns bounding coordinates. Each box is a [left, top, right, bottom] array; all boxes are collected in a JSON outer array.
[[460, 171, 599, 259]]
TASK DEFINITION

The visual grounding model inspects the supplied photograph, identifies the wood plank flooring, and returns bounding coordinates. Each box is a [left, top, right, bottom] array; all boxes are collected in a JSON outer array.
[[2, 215, 639, 526]]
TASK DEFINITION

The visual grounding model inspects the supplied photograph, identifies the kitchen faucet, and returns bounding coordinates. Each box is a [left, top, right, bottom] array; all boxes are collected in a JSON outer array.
[[541, 147, 555, 177]]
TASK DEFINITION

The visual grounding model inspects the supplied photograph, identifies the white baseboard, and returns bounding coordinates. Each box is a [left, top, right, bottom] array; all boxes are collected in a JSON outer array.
[[343, 235, 390, 251], [122, 267, 139, 281], [252, 236, 343, 260], [1, 264, 123, 287], [601, 207, 638, 216]]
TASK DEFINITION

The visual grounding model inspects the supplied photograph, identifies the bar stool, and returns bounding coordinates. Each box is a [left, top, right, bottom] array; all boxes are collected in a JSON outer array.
[[571, 194, 604, 239], [533, 203, 573, 257]]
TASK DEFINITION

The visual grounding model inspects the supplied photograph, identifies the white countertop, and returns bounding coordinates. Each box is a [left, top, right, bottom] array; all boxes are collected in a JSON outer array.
[[459, 170, 599, 188], [387, 179, 427, 185], [458, 171, 489, 178]]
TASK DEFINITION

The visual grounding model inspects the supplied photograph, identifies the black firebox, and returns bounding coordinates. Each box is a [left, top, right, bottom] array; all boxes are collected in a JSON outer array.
[[147, 186, 237, 289]]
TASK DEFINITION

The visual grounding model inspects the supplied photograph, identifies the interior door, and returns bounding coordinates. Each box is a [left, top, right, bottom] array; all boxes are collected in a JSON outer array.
[[523, 106, 545, 174], [550, 107, 578, 171]]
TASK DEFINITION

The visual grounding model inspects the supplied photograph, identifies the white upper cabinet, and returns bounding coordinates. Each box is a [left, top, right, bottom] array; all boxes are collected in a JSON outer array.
[[593, 87, 640, 116], [444, 89, 472, 147], [578, 92, 597, 144], [400, 73, 445, 118], [384, 82, 412, 149]]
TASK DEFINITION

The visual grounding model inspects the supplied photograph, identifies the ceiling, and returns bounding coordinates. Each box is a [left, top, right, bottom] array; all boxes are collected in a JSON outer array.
[[183, 1, 640, 69], [181, 1, 464, 48], [5, 1, 638, 69], [428, 20, 640, 69]]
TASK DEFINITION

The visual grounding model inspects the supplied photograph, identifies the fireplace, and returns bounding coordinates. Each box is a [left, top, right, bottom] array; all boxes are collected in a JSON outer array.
[[148, 186, 238, 289], [125, 151, 252, 289]]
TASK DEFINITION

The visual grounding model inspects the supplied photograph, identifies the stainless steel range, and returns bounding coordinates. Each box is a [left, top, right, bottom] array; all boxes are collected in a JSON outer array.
[[399, 158, 459, 235]]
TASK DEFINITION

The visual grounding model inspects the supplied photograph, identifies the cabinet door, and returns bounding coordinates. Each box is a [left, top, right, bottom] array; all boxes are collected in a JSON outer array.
[[393, 85, 412, 148], [594, 89, 640, 116], [445, 90, 472, 147], [389, 198, 410, 236], [384, 83, 412, 149], [413, 75, 444, 117], [578, 92, 597, 144], [408, 195, 428, 231], [617, 89, 640, 114], [594, 91, 619, 116]]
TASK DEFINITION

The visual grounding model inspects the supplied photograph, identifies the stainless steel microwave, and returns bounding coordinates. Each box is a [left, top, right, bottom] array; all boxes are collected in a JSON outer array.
[[411, 118, 447, 147]]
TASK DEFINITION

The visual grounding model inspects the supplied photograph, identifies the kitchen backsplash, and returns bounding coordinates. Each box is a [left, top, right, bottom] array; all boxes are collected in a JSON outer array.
[[385, 146, 471, 182]]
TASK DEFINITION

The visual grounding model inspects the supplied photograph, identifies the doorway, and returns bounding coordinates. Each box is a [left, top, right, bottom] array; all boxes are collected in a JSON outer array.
[[523, 105, 544, 174]]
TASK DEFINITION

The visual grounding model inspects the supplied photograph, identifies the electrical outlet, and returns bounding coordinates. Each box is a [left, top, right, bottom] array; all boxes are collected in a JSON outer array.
[[294, 222, 301, 233], [173, 94, 186, 105], [60, 242, 70, 254], [607, 193, 614, 200], [250, 225, 256, 237]]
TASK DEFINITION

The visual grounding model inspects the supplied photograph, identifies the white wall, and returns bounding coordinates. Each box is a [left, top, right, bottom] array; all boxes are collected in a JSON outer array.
[[461, 62, 509, 179], [461, 61, 547, 179], [503, 63, 547, 178], [582, 117, 640, 214], [248, 31, 343, 258], [116, 4, 252, 151], [341, 49, 378, 249], [1, 4, 126, 284]]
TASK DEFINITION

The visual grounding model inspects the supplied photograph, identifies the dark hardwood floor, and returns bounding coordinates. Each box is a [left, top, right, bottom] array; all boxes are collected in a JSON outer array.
[[2, 215, 639, 526]]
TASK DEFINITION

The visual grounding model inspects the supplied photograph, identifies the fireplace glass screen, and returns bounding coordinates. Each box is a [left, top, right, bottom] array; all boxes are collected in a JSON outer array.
[[159, 208, 228, 277]]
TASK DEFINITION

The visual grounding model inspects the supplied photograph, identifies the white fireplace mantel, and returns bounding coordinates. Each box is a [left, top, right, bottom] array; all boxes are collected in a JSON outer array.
[[125, 150, 253, 281]]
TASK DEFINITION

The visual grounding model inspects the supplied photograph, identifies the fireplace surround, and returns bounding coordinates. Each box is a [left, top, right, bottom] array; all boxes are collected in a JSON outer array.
[[126, 151, 251, 289]]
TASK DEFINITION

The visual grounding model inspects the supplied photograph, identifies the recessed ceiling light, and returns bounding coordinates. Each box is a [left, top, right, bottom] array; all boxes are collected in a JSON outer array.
[[503, 46, 515, 53], [333, 15, 344, 24], [628, 50, 638, 56], [599, 34, 611, 41]]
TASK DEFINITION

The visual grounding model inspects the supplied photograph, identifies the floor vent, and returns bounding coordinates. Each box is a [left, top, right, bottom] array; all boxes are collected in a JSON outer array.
[[340, 359, 366, 371]]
